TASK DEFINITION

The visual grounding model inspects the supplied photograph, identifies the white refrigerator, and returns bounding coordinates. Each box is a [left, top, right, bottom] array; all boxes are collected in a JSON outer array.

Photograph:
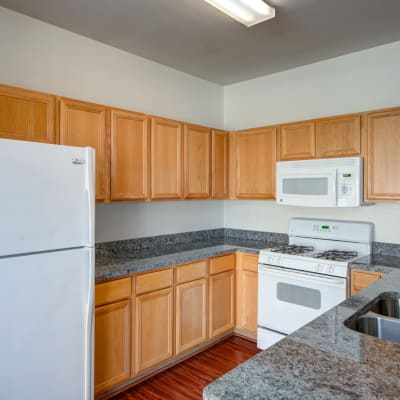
[[0, 138, 95, 400]]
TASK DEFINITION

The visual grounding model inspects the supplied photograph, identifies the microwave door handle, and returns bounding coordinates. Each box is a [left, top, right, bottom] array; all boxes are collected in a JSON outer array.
[[259, 265, 346, 286]]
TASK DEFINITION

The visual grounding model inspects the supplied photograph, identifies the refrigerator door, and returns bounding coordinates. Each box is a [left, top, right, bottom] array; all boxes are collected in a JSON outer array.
[[0, 247, 94, 400], [0, 139, 95, 257]]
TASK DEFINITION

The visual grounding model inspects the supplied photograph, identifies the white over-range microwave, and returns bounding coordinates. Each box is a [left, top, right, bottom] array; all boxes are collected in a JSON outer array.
[[276, 157, 363, 207]]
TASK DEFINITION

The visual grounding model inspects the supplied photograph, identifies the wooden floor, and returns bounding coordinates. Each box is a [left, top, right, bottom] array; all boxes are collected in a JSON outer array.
[[111, 336, 259, 400]]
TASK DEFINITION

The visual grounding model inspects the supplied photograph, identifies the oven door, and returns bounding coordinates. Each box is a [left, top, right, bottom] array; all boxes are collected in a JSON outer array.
[[258, 264, 347, 335], [276, 168, 337, 207]]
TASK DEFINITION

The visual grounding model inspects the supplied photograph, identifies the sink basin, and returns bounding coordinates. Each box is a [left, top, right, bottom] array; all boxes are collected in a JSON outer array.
[[370, 298, 400, 319], [347, 314, 400, 344]]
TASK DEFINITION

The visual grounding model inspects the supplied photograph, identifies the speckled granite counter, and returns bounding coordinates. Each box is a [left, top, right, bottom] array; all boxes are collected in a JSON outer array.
[[204, 255, 400, 400], [95, 238, 278, 281]]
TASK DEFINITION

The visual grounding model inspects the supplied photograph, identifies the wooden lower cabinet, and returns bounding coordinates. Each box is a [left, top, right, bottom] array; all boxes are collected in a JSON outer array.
[[209, 269, 235, 338], [351, 269, 383, 295], [94, 299, 131, 394], [135, 287, 174, 374], [175, 278, 208, 354], [236, 252, 258, 338]]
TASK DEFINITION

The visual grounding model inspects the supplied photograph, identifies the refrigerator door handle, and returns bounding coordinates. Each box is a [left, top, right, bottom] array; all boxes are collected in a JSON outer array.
[[84, 147, 95, 247]]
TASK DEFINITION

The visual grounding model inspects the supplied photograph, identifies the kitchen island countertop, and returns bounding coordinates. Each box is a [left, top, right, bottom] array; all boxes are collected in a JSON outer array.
[[204, 255, 400, 400]]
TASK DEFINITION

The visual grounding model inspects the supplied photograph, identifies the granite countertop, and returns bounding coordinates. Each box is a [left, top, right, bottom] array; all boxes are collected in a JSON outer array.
[[204, 255, 400, 400], [95, 238, 277, 281]]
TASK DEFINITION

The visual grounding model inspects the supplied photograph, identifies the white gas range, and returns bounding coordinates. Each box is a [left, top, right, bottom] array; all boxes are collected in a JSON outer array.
[[257, 218, 373, 350]]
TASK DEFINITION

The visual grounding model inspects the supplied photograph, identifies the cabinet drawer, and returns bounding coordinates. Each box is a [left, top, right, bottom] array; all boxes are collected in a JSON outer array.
[[95, 278, 132, 307], [209, 254, 235, 275], [351, 269, 383, 295], [176, 260, 208, 284], [237, 252, 259, 273], [136, 268, 173, 295]]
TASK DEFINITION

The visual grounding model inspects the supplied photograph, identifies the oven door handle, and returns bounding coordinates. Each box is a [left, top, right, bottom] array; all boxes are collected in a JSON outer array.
[[259, 265, 346, 286]]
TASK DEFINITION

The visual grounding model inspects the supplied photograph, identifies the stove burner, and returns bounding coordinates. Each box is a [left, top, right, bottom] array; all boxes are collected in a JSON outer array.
[[313, 250, 358, 261], [270, 245, 314, 255]]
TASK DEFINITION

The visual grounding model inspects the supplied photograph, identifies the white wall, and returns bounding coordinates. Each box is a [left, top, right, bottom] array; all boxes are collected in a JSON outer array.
[[223, 41, 400, 244], [0, 7, 225, 242]]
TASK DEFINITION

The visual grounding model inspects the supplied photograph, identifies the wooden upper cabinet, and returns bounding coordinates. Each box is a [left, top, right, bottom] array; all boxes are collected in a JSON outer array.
[[366, 108, 400, 200], [110, 109, 149, 201], [150, 117, 183, 199], [315, 114, 361, 158], [278, 121, 315, 161], [211, 130, 229, 199], [0, 84, 55, 143], [235, 127, 276, 199], [183, 124, 210, 199], [59, 98, 108, 201]]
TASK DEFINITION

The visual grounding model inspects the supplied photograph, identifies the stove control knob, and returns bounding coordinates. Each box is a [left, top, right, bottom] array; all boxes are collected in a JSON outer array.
[[268, 256, 274, 264], [329, 266, 335, 274], [317, 264, 323, 272], [276, 257, 281, 266]]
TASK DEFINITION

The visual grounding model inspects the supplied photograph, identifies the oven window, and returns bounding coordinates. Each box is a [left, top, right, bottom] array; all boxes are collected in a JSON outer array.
[[282, 177, 328, 195], [277, 282, 321, 309]]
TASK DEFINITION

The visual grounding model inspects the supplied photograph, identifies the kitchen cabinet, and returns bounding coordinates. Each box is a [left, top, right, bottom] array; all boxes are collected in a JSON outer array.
[[175, 260, 208, 354], [183, 124, 210, 199], [350, 269, 383, 295], [209, 254, 235, 338], [94, 278, 132, 395], [365, 107, 400, 200], [0, 84, 56, 143], [135, 269, 174, 374], [150, 117, 183, 199], [236, 252, 258, 339], [234, 127, 276, 199], [59, 98, 109, 201], [211, 130, 229, 199], [315, 114, 361, 158], [278, 121, 315, 161], [110, 109, 149, 201]]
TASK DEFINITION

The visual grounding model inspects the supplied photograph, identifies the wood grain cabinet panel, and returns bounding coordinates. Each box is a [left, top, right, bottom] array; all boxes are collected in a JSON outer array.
[[236, 252, 258, 338], [351, 269, 383, 295], [235, 127, 276, 199], [209, 270, 235, 338], [315, 114, 361, 158], [0, 84, 55, 143], [95, 299, 131, 394], [278, 121, 315, 161], [110, 109, 149, 201], [183, 124, 210, 199], [150, 117, 183, 199], [59, 98, 108, 201], [135, 287, 174, 374], [211, 130, 229, 199], [366, 108, 400, 200], [175, 278, 207, 354]]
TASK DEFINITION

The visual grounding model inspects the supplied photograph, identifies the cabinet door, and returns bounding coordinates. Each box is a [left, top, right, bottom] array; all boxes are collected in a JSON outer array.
[[211, 130, 229, 199], [236, 253, 258, 337], [183, 124, 210, 198], [278, 121, 315, 161], [150, 117, 182, 199], [135, 287, 173, 373], [175, 278, 207, 354], [110, 109, 149, 200], [351, 269, 383, 295], [95, 300, 131, 394], [366, 108, 400, 200], [235, 127, 276, 199], [316, 114, 361, 158], [59, 98, 108, 200], [0, 84, 55, 143], [209, 270, 235, 338]]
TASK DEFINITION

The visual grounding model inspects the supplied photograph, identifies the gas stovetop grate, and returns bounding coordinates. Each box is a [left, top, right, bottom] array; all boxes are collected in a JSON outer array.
[[313, 250, 358, 261], [270, 245, 314, 255]]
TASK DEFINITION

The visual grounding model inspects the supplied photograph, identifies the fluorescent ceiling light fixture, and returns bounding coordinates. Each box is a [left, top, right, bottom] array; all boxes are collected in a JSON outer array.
[[203, 0, 275, 27]]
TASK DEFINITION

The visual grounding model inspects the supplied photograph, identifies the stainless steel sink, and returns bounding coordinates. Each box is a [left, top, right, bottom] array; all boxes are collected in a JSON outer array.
[[345, 293, 400, 343], [347, 313, 400, 344]]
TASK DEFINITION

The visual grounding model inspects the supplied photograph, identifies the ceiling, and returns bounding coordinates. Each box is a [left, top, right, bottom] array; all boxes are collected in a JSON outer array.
[[2, 0, 400, 84]]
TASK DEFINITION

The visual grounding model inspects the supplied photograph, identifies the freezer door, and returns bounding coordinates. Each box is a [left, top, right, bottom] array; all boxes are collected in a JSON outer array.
[[0, 247, 94, 400], [0, 139, 95, 257]]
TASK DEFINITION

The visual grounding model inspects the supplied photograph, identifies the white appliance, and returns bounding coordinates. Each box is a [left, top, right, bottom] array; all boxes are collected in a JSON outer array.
[[276, 157, 363, 207], [0, 139, 95, 400], [257, 218, 373, 350]]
